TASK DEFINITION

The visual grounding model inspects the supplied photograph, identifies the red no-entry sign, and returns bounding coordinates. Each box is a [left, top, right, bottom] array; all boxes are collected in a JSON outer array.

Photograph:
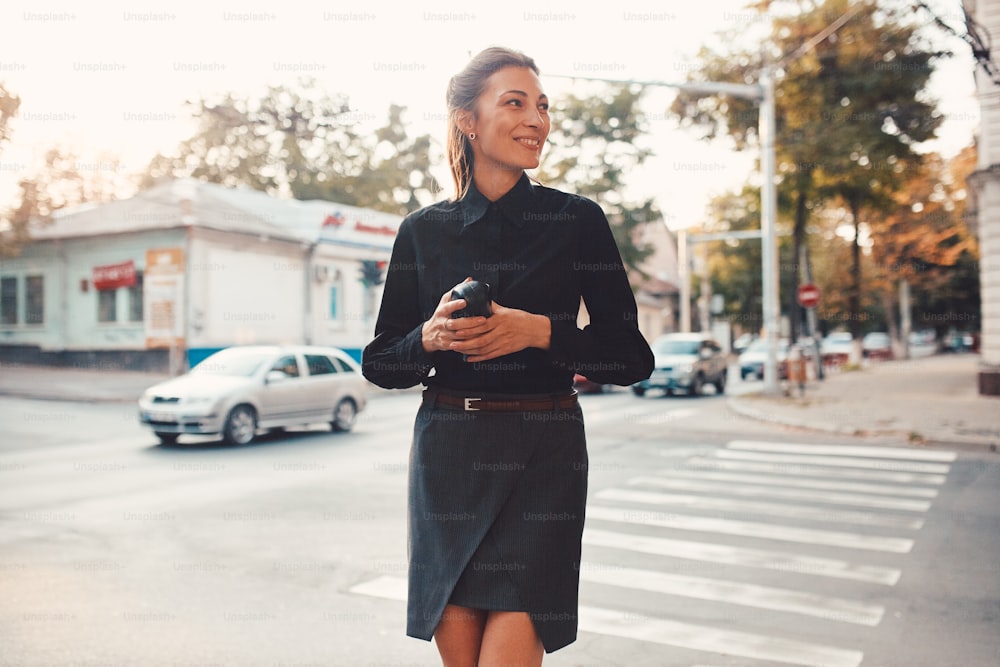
[[797, 283, 820, 309]]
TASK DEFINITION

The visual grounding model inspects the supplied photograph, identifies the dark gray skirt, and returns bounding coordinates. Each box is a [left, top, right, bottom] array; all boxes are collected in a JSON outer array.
[[406, 391, 588, 654]]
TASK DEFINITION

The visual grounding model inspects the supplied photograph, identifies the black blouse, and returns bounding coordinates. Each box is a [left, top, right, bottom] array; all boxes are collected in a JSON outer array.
[[361, 173, 653, 394]]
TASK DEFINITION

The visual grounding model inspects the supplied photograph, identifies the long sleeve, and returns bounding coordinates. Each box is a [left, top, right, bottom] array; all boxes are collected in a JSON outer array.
[[545, 199, 654, 386], [362, 218, 435, 389]]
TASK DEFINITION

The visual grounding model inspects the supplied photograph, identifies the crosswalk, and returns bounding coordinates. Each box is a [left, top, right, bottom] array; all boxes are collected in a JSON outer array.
[[347, 439, 956, 666]]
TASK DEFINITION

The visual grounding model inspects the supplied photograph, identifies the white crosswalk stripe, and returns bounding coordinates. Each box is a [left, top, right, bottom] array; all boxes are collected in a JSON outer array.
[[711, 448, 952, 474], [578, 562, 886, 625], [627, 475, 933, 511], [348, 439, 955, 665], [652, 468, 940, 497], [583, 528, 903, 585], [684, 456, 948, 485], [586, 505, 915, 552], [594, 487, 925, 529], [578, 606, 865, 667], [726, 440, 958, 461]]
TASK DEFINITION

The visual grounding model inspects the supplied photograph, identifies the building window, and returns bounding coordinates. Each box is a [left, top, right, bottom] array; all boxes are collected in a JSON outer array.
[[128, 271, 143, 322], [1, 276, 16, 325], [25, 275, 44, 325], [98, 288, 117, 323], [329, 284, 340, 320]]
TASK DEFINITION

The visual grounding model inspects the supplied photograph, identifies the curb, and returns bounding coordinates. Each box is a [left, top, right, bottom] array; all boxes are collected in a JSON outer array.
[[727, 396, 999, 453], [0, 389, 141, 404]]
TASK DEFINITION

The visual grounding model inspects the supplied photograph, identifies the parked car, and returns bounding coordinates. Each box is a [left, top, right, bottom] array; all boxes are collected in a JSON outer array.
[[821, 331, 854, 366], [943, 330, 975, 353], [732, 333, 757, 356], [632, 333, 728, 397], [138, 345, 368, 445], [739, 338, 789, 380], [862, 331, 894, 360]]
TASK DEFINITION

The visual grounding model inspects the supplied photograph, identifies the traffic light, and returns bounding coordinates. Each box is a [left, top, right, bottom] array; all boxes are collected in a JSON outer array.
[[359, 259, 387, 288]]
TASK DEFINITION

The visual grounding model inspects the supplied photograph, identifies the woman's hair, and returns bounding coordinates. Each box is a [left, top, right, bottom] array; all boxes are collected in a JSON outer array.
[[446, 46, 539, 201]]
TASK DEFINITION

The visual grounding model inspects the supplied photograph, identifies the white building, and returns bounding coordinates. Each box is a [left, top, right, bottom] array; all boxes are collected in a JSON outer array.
[[0, 179, 400, 372], [964, 0, 1000, 395]]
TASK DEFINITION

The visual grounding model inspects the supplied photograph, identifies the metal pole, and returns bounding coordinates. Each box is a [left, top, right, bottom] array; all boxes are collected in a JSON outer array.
[[760, 66, 781, 394], [678, 227, 691, 333], [699, 243, 711, 333]]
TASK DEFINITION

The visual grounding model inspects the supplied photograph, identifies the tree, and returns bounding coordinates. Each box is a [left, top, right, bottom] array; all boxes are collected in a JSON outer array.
[[536, 83, 656, 275], [141, 82, 440, 215], [869, 148, 978, 341], [0, 82, 22, 257], [670, 0, 944, 343], [2, 144, 127, 258], [810, 0, 942, 344], [704, 187, 764, 333]]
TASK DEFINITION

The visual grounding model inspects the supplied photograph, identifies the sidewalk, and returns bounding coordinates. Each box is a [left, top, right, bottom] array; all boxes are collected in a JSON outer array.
[[0, 364, 170, 403], [727, 353, 1000, 450]]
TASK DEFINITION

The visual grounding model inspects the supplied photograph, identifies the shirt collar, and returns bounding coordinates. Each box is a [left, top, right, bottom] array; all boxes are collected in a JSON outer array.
[[459, 172, 535, 228]]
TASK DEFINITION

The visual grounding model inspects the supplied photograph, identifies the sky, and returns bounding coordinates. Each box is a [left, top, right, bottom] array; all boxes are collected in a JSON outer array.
[[0, 0, 980, 229]]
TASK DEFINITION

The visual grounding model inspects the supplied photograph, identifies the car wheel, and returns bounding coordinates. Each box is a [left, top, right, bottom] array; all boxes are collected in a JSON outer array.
[[688, 374, 704, 397], [331, 398, 357, 432], [155, 432, 179, 445], [631, 386, 646, 397], [715, 374, 726, 394], [223, 404, 257, 445]]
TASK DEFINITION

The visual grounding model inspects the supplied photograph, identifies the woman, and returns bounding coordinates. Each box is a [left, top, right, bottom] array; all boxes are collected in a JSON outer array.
[[362, 47, 653, 666]]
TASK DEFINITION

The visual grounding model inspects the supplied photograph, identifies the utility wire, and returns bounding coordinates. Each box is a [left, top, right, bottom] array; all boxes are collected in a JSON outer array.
[[776, 3, 867, 69], [914, 0, 1000, 85]]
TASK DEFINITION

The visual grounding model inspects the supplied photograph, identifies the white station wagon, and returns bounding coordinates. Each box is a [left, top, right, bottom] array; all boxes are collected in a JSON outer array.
[[138, 345, 368, 445]]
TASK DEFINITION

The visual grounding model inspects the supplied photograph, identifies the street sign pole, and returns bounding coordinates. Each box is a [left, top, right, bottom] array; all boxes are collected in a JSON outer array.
[[759, 66, 780, 394]]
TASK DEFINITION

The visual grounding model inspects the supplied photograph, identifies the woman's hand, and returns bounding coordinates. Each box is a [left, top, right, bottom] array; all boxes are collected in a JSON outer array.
[[421, 282, 488, 353], [450, 302, 552, 363]]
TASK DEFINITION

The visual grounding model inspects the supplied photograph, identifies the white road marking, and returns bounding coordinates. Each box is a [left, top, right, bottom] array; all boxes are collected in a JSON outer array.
[[629, 476, 932, 512], [348, 575, 866, 666], [654, 469, 939, 498], [348, 575, 406, 601], [727, 440, 957, 462], [685, 456, 947, 485], [586, 505, 914, 552], [584, 528, 901, 585], [713, 449, 952, 474], [594, 488, 924, 530], [580, 563, 885, 625], [579, 606, 863, 667]]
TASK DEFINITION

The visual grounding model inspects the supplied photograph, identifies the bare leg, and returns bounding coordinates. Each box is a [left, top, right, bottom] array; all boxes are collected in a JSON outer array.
[[434, 604, 488, 667], [478, 611, 543, 667]]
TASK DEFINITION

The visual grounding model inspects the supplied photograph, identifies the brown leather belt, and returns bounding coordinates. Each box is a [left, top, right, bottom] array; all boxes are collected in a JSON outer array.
[[424, 389, 578, 412]]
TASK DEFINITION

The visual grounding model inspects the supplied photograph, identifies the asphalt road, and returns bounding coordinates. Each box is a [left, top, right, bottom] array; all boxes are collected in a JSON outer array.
[[1, 383, 998, 666]]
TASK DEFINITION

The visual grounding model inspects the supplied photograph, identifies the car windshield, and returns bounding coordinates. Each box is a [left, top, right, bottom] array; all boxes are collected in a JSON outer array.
[[190, 349, 273, 377], [653, 339, 702, 355], [746, 339, 788, 353]]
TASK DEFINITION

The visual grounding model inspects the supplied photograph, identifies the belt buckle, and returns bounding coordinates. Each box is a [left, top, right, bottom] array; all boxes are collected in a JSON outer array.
[[463, 397, 482, 412]]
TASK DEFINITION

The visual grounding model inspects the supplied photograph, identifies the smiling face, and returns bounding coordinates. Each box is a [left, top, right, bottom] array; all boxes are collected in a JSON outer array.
[[461, 66, 550, 195]]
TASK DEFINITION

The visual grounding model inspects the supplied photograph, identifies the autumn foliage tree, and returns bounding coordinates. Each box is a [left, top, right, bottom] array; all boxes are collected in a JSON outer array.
[[868, 147, 979, 340], [141, 81, 440, 216], [537, 83, 657, 275], [0, 82, 23, 257], [670, 0, 944, 342]]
